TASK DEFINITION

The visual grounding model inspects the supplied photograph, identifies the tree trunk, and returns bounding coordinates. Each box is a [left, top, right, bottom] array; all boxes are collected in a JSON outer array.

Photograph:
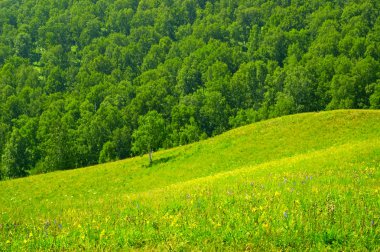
[[148, 148, 153, 166]]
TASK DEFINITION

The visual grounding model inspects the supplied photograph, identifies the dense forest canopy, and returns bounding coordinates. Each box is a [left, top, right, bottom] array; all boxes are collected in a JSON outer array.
[[0, 0, 379, 179]]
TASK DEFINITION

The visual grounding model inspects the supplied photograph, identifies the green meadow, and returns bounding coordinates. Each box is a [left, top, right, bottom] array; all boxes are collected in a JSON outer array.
[[0, 110, 379, 250]]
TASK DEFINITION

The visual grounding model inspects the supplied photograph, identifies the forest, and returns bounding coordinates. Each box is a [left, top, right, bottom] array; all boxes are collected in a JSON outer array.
[[0, 0, 379, 179]]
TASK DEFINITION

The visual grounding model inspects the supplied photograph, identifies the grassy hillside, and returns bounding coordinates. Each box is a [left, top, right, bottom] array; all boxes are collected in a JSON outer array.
[[0, 110, 379, 250]]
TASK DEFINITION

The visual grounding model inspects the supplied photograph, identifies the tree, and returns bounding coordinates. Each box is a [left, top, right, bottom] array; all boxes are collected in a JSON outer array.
[[99, 125, 132, 163], [1, 116, 38, 178], [200, 91, 230, 136], [14, 32, 32, 58], [283, 65, 318, 112], [36, 100, 72, 173], [328, 74, 356, 109], [369, 80, 380, 109], [227, 61, 267, 111], [132, 110, 165, 166]]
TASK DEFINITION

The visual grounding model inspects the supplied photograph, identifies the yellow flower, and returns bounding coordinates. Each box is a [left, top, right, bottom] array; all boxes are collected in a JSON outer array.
[[100, 229, 106, 239], [190, 222, 198, 229], [215, 222, 222, 228]]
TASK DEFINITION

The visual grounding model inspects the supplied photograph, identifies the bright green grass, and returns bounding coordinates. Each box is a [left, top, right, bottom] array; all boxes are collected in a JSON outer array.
[[0, 110, 379, 250]]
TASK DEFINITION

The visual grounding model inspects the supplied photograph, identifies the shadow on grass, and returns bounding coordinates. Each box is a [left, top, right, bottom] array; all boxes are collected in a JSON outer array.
[[142, 154, 179, 168]]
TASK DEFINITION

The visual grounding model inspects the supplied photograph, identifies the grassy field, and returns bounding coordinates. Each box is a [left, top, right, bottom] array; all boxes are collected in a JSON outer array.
[[0, 110, 379, 250]]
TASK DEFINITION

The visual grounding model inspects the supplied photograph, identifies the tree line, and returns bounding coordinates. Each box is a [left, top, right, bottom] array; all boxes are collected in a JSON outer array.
[[0, 0, 379, 179]]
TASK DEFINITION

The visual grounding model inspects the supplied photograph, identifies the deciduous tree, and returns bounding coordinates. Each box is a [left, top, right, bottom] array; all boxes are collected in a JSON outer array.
[[132, 110, 165, 166]]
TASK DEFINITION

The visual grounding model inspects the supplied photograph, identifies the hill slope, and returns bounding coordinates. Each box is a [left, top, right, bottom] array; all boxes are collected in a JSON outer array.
[[0, 110, 379, 250]]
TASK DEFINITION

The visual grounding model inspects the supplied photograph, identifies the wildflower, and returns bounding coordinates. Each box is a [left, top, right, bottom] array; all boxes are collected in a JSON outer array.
[[100, 229, 106, 239], [283, 211, 289, 219], [6, 240, 11, 244], [327, 203, 335, 213], [44, 221, 50, 230]]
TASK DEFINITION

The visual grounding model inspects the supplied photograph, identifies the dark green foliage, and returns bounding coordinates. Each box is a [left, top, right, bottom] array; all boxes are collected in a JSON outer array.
[[0, 0, 379, 178]]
